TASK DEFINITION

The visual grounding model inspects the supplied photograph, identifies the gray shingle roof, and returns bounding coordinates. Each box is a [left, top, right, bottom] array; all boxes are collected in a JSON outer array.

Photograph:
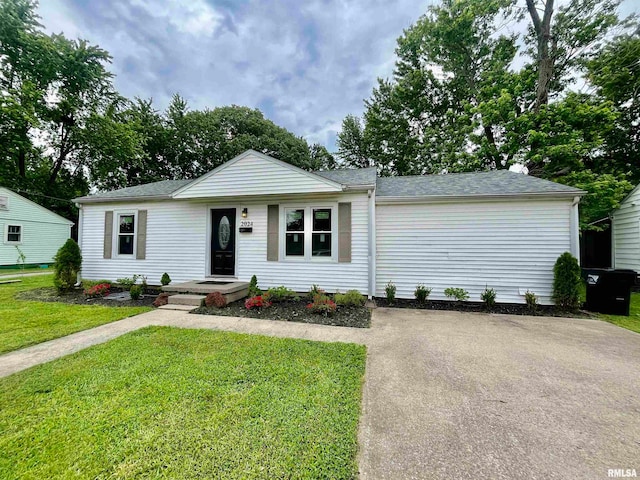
[[376, 170, 584, 197], [74, 179, 192, 202], [314, 167, 377, 187]]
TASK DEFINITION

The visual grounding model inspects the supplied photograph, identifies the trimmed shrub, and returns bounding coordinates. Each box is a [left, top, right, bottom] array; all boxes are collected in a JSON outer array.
[[307, 294, 337, 316], [129, 284, 142, 300], [53, 239, 82, 293], [444, 287, 469, 301], [153, 292, 170, 307], [160, 273, 171, 286], [248, 275, 261, 297], [385, 281, 396, 303], [245, 295, 272, 310], [524, 290, 538, 313], [480, 286, 497, 309], [552, 252, 582, 310], [84, 283, 110, 298], [266, 286, 298, 303], [205, 291, 227, 308], [414, 284, 432, 304], [335, 290, 366, 307]]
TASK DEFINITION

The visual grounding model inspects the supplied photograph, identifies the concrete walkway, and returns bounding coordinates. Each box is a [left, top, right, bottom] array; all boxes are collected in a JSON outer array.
[[0, 309, 371, 378], [1, 306, 639, 478]]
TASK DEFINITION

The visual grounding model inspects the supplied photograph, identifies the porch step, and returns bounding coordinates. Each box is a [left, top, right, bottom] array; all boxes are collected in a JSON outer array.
[[167, 294, 205, 306], [158, 304, 197, 311]]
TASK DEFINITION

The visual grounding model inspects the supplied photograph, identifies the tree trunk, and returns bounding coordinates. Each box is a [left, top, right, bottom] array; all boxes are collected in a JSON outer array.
[[526, 0, 555, 110]]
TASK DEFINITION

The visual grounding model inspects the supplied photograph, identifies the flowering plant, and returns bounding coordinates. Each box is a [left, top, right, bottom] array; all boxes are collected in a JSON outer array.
[[84, 283, 110, 298], [245, 295, 272, 310], [306, 293, 337, 316]]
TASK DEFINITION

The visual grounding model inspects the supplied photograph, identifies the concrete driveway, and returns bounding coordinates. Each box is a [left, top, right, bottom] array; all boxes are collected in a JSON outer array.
[[359, 308, 640, 480], [2, 304, 638, 478]]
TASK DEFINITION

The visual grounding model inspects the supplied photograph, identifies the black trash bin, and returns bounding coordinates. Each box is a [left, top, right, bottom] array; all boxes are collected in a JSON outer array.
[[583, 268, 637, 316]]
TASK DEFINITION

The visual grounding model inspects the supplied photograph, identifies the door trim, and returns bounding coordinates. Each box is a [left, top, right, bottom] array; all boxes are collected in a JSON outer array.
[[206, 206, 238, 278]]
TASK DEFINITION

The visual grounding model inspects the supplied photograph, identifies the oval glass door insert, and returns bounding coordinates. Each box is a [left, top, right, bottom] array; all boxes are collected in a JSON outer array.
[[218, 216, 231, 249]]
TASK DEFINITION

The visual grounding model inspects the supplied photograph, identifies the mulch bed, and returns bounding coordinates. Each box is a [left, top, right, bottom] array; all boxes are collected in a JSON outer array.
[[375, 298, 593, 318], [16, 286, 159, 308], [193, 299, 371, 328]]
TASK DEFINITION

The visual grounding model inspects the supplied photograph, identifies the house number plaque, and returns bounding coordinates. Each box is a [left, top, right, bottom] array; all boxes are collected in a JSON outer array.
[[239, 220, 253, 233]]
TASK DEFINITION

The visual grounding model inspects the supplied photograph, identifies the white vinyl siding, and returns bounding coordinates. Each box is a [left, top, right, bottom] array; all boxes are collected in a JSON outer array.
[[173, 152, 342, 199], [612, 186, 640, 271], [80, 192, 370, 293], [81, 201, 208, 284], [0, 187, 72, 266], [375, 198, 574, 305]]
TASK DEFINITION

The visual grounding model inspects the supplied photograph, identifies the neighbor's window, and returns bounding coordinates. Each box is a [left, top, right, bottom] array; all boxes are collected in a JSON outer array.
[[312, 208, 332, 257], [285, 208, 305, 256], [0, 195, 7, 209], [5, 225, 21, 244], [118, 214, 135, 255]]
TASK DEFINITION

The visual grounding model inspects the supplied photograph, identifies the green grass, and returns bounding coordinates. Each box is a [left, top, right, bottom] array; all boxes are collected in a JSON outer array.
[[0, 266, 49, 276], [0, 327, 366, 479], [0, 276, 151, 354], [598, 292, 640, 334]]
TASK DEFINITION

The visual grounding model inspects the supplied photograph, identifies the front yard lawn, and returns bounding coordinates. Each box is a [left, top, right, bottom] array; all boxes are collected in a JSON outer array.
[[598, 292, 640, 334], [0, 276, 151, 354], [0, 327, 366, 479]]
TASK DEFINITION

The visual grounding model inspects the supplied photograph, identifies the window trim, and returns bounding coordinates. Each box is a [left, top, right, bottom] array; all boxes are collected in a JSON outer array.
[[4, 223, 22, 245], [280, 204, 338, 262], [114, 211, 137, 258]]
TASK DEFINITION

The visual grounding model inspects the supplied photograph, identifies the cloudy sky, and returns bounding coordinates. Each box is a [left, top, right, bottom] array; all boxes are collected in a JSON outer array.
[[38, 0, 636, 152]]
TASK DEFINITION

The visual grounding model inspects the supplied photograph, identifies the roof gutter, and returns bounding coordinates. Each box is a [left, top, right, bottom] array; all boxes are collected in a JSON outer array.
[[376, 190, 586, 204]]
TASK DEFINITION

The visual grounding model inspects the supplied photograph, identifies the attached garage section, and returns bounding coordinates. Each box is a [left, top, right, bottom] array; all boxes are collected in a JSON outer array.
[[375, 198, 575, 304]]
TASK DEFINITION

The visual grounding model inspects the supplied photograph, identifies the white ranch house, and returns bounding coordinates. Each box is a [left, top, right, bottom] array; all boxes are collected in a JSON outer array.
[[612, 183, 640, 272], [0, 187, 73, 266], [74, 150, 584, 304]]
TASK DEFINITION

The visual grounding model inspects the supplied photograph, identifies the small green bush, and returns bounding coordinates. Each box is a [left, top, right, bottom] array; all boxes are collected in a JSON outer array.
[[248, 275, 262, 297], [116, 277, 136, 291], [53, 239, 82, 293], [266, 286, 298, 302], [334, 290, 365, 307], [444, 287, 469, 302], [414, 284, 432, 303], [552, 252, 582, 310], [524, 290, 538, 313], [480, 286, 497, 308], [129, 284, 142, 300], [160, 273, 171, 286], [385, 281, 396, 303]]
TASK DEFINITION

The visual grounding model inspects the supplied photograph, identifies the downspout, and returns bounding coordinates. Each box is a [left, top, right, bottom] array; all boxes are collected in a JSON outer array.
[[368, 189, 376, 299], [75, 203, 83, 286], [570, 196, 580, 263], [610, 214, 615, 269]]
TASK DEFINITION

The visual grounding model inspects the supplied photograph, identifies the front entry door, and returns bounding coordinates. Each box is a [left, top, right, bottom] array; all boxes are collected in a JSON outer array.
[[211, 208, 236, 276]]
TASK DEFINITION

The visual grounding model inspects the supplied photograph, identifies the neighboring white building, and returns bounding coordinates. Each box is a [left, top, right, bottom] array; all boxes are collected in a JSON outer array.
[[74, 150, 584, 304], [0, 187, 74, 266], [612, 184, 640, 272]]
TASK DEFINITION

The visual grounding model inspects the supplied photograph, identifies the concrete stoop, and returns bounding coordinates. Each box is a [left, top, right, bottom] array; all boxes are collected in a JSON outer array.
[[167, 294, 205, 307], [158, 304, 197, 311], [163, 280, 249, 305]]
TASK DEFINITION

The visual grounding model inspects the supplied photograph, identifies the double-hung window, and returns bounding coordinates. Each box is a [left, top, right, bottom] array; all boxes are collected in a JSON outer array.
[[117, 214, 135, 255], [285, 209, 305, 256], [283, 206, 335, 260], [5, 224, 22, 244]]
